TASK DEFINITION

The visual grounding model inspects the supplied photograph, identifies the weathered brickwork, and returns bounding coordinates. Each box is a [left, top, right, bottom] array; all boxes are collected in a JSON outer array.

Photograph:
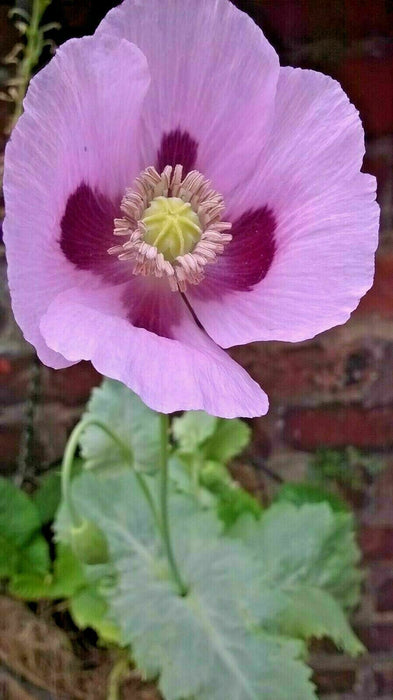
[[0, 0, 392, 697]]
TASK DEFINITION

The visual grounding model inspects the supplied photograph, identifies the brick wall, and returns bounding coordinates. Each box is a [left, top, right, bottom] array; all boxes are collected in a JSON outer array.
[[0, 1, 392, 697]]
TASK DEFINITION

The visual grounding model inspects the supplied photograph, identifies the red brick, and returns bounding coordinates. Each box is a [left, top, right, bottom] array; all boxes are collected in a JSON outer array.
[[0, 356, 31, 406], [356, 624, 393, 652], [341, 0, 393, 39], [42, 362, 101, 406], [359, 526, 393, 560], [233, 340, 375, 405], [0, 428, 22, 468], [248, 0, 392, 46], [233, 342, 331, 401], [374, 666, 393, 696], [285, 405, 393, 450], [376, 578, 393, 612], [363, 146, 393, 228], [362, 464, 393, 526], [358, 253, 393, 318], [336, 54, 393, 136], [312, 668, 356, 694]]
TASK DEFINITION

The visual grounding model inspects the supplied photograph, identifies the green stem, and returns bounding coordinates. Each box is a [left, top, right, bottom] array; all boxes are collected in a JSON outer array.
[[9, 0, 50, 130], [159, 413, 187, 596], [107, 653, 129, 700], [61, 418, 160, 530], [191, 454, 202, 500]]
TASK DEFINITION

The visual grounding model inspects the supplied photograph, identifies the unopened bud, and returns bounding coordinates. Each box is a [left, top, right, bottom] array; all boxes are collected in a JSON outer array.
[[71, 519, 109, 565]]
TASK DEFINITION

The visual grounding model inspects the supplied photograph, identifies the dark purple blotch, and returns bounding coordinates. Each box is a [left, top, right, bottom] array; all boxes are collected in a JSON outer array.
[[198, 207, 277, 295], [156, 129, 198, 174], [59, 183, 129, 284]]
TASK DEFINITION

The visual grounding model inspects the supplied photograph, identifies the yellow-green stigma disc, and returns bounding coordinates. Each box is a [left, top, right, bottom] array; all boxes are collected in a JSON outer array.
[[141, 196, 202, 262]]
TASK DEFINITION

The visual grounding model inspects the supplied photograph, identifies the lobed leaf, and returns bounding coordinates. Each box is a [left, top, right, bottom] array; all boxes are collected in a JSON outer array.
[[203, 418, 251, 463], [172, 411, 217, 454], [231, 502, 363, 652], [0, 476, 50, 579], [33, 470, 62, 524], [172, 411, 251, 463], [70, 585, 121, 644], [9, 544, 86, 600], [275, 481, 348, 513], [0, 476, 41, 547], [55, 471, 316, 699], [80, 379, 160, 474]]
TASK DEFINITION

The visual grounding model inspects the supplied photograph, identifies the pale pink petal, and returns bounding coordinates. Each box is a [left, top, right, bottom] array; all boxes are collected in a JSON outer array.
[[97, 0, 279, 198], [187, 67, 379, 347], [3, 34, 150, 366], [39, 283, 268, 418]]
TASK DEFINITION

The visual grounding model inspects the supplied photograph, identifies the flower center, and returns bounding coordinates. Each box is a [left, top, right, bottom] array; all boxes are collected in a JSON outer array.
[[141, 196, 202, 262], [108, 164, 232, 292]]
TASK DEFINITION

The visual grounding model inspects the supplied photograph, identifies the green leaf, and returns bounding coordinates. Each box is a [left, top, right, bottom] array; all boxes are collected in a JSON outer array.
[[169, 458, 262, 525], [200, 461, 262, 526], [232, 502, 363, 652], [58, 471, 316, 700], [8, 572, 56, 599], [33, 471, 62, 524], [0, 477, 50, 579], [0, 535, 19, 578], [9, 544, 86, 600], [203, 418, 251, 462], [0, 476, 41, 547], [113, 550, 315, 700], [169, 456, 217, 508], [279, 587, 364, 655], [275, 482, 348, 513], [0, 532, 50, 580], [51, 543, 87, 596], [217, 486, 262, 528], [80, 379, 160, 473], [70, 585, 121, 645], [172, 413, 251, 463], [172, 411, 217, 454], [22, 534, 51, 574]]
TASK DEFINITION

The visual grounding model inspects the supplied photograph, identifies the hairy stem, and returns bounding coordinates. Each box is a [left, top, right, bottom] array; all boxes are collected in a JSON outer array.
[[8, 0, 53, 131], [107, 653, 130, 700], [159, 413, 188, 596]]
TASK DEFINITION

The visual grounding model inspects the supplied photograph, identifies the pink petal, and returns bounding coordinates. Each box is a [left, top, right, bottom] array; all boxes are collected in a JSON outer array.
[[188, 67, 380, 348], [39, 283, 268, 418], [96, 0, 279, 199], [189, 206, 277, 298], [3, 34, 150, 366]]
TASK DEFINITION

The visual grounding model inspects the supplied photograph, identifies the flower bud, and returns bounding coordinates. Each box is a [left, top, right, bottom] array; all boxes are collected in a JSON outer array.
[[70, 519, 109, 565]]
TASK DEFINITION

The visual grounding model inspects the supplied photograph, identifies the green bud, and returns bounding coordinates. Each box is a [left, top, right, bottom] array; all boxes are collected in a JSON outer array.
[[70, 519, 109, 565]]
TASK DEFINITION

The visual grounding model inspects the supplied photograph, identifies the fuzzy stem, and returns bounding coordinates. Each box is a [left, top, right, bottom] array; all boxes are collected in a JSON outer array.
[[8, 0, 52, 131], [159, 413, 188, 596], [107, 653, 130, 700]]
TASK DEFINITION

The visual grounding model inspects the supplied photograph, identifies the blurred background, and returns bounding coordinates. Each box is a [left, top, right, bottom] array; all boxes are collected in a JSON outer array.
[[0, 0, 392, 698]]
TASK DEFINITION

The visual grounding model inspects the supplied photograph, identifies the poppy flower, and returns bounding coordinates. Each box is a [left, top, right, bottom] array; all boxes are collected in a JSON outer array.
[[3, 0, 379, 418]]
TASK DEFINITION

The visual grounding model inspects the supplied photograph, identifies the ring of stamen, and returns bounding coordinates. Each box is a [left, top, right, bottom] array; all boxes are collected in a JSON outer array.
[[108, 164, 232, 292]]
